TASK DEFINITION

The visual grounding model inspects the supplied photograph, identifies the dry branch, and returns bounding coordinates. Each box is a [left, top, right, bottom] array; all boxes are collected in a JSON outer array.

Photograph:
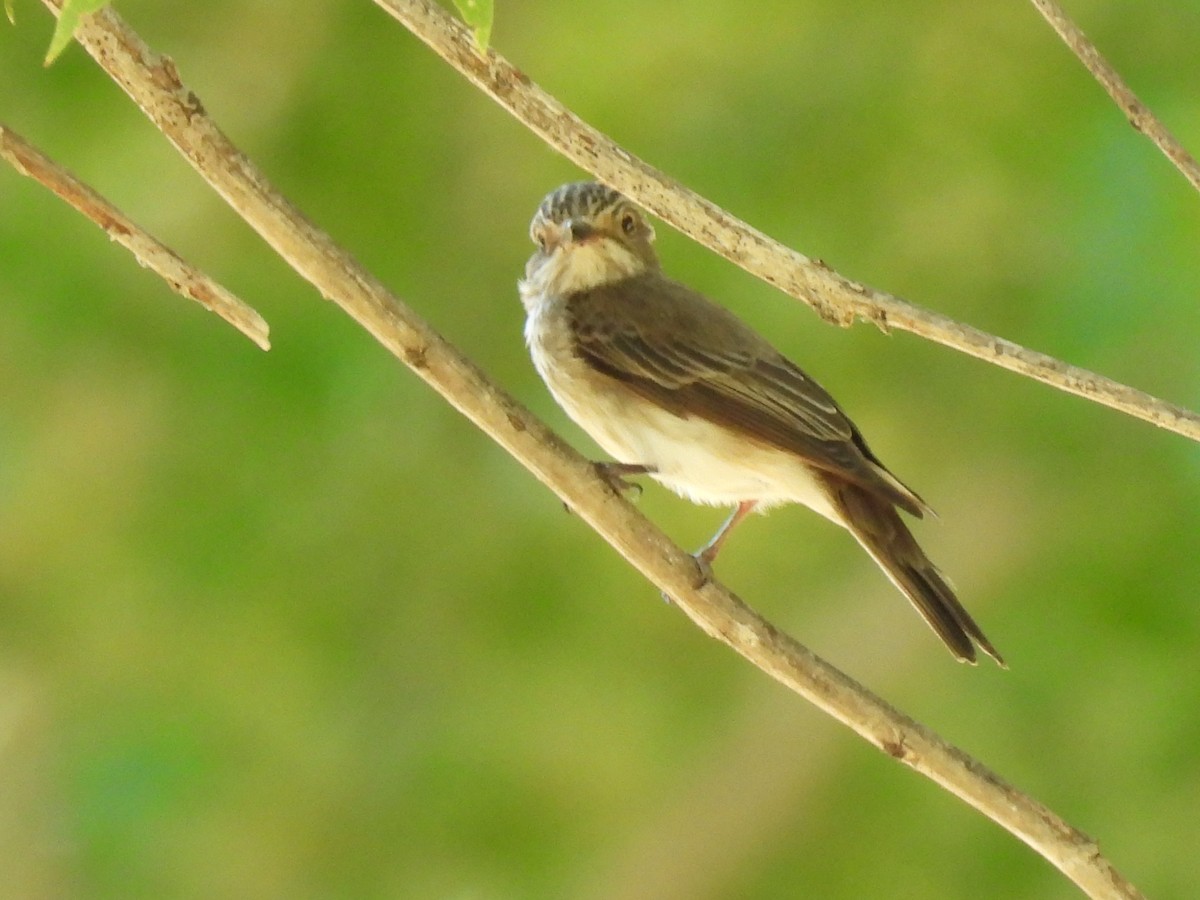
[[0, 121, 269, 349], [1029, 0, 1200, 195], [31, 0, 1147, 896], [374, 0, 1200, 447]]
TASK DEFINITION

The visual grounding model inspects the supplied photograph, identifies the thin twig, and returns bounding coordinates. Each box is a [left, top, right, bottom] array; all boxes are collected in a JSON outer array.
[[0, 122, 270, 350], [40, 2, 1144, 896], [374, 0, 1200, 446], [1029, 0, 1200, 195]]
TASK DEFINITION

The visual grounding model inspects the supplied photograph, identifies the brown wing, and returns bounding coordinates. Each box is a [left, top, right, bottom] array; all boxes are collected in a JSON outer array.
[[567, 273, 927, 517]]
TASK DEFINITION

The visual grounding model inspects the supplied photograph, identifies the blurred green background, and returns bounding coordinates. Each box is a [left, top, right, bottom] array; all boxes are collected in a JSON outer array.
[[3, 1, 1199, 897]]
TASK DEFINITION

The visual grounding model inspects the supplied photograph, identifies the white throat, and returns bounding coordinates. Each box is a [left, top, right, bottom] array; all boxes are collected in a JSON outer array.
[[520, 239, 644, 310]]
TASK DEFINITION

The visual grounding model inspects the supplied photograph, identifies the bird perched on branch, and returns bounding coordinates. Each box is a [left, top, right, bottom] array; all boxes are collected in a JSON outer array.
[[519, 180, 1002, 666]]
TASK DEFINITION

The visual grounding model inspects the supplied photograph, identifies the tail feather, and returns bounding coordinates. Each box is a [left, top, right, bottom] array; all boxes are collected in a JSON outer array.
[[829, 481, 1004, 666]]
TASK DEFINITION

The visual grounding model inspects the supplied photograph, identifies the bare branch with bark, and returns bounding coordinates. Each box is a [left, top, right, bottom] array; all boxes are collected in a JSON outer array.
[[0, 121, 269, 349], [1029, 0, 1200, 195]]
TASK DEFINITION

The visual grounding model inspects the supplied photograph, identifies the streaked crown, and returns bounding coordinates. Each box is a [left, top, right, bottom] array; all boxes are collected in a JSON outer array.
[[529, 181, 655, 250], [532, 181, 624, 233]]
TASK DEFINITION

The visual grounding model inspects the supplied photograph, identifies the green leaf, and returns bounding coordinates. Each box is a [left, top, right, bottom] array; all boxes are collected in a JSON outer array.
[[451, 0, 492, 53], [5, 0, 15, 26], [44, 0, 112, 65]]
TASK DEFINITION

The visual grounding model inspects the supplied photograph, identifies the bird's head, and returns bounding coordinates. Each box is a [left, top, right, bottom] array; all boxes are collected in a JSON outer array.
[[521, 182, 658, 299]]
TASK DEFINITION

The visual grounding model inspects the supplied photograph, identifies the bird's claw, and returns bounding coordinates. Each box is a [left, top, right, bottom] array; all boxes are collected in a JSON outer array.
[[659, 554, 713, 605], [594, 462, 654, 498]]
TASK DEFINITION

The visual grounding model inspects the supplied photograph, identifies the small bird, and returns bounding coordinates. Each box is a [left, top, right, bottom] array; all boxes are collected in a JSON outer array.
[[519, 181, 1002, 665]]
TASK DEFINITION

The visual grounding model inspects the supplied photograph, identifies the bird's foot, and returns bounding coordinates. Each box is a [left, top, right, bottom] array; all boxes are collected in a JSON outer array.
[[660, 552, 714, 604], [690, 549, 716, 587], [594, 462, 655, 498]]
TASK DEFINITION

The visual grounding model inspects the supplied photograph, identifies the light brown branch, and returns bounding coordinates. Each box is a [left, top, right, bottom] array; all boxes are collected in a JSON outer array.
[[0, 121, 269, 350], [1029, 0, 1200, 196], [39, 2, 1145, 896], [373, 0, 1200, 447]]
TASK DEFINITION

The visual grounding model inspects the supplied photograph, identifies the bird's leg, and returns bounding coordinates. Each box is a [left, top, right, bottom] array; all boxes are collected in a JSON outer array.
[[674, 501, 756, 593], [694, 500, 758, 574], [659, 500, 758, 600], [594, 461, 655, 497]]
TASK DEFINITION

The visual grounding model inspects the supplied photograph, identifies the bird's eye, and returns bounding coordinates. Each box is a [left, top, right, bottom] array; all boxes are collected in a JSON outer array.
[[620, 211, 638, 235]]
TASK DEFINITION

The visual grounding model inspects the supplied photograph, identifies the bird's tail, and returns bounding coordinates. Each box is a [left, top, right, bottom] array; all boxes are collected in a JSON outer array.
[[830, 482, 1004, 666]]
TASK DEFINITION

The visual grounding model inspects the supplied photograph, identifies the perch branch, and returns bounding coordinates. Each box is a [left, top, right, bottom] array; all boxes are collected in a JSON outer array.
[[41, 2, 1143, 896], [1029, 0, 1200, 195], [374, 0, 1200, 446], [0, 121, 269, 350]]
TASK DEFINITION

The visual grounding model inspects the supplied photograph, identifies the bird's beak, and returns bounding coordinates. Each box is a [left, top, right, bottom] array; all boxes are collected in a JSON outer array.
[[564, 218, 596, 243]]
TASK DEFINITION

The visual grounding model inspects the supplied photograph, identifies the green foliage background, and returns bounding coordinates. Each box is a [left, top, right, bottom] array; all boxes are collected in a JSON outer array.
[[2, 1, 1199, 897]]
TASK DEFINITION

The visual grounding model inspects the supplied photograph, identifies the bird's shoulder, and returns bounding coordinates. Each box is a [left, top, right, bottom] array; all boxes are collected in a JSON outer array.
[[564, 273, 851, 437], [567, 273, 757, 349], [564, 272, 781, 384]]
